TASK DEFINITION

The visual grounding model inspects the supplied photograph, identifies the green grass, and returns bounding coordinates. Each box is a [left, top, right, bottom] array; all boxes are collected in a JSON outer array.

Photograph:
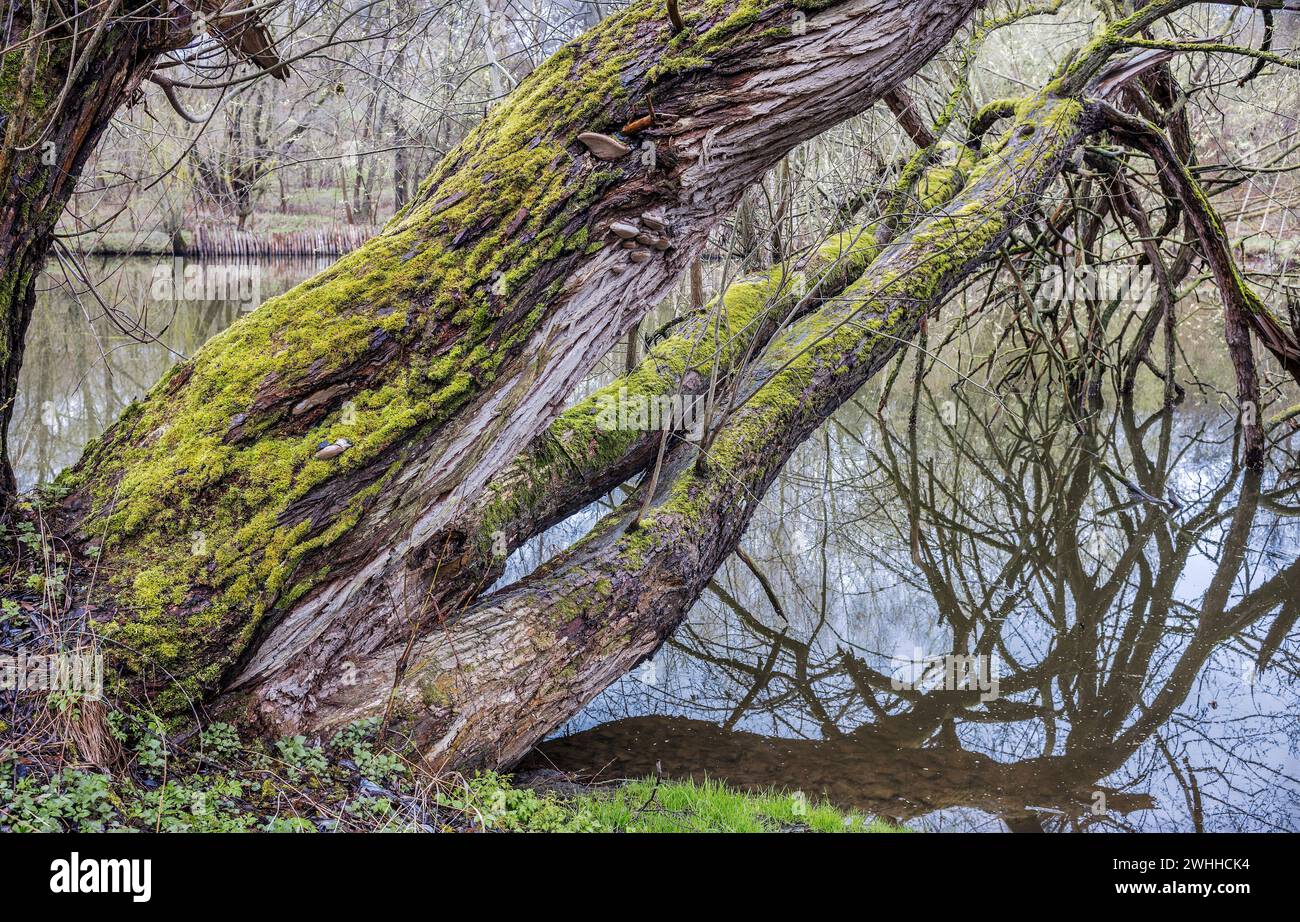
[[1, 714, 904, 833], [573, 776, 901, 833]]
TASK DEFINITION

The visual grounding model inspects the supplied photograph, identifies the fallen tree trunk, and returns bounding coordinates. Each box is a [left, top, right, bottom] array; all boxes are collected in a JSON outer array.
[[57, 0, 984, 714], [45, 1, 1299, 775], [311, 28, 1292, 765], [249, 92, 1095, 766], [229, 147, 977, 715]]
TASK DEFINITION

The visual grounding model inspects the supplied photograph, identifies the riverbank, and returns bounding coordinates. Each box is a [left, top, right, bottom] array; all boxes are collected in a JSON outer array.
[[66, 225, 382, 259], [0, 718, 894, 833]]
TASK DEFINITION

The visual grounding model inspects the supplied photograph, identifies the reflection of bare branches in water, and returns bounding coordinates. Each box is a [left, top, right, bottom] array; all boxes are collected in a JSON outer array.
[[528, 382, 1300, 832]]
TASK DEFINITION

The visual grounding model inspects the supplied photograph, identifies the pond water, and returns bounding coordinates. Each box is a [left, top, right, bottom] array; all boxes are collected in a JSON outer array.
[[16, 258, 1300, 832], [13, 258, 330, 489]]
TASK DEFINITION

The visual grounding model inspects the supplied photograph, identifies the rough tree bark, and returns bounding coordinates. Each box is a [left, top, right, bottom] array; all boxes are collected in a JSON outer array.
[[247, 90, 1094, 769], [38, 0, 1300, 773], [227, 145, 976, 723], [55, 0, 984, 717], [238, 5, 1300, 764]]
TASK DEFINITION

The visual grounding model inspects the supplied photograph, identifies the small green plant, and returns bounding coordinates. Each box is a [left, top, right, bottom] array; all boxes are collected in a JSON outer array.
[[13, 520, 42, 550], [35, 480, 71, 504], [135, 730, 169, 774], [345, 795, 393, 818], [329, 717, 380, 750], [46, 690, 83, 716], [126, 779, 258, 833], [329, 718, 406, 784], [573, 777, 898, 833], [199, 722, 242, 762], [436, 771, 603, 832], [0, 768, 119, 832], [353, 747, 405, 784], [106, 709, 130, 743], [261, 816, 317, 833], [274, 735, 328, 779]]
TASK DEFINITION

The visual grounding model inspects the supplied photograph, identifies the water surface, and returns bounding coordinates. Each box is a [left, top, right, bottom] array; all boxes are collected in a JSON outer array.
[[17, 258, 1300, 832]]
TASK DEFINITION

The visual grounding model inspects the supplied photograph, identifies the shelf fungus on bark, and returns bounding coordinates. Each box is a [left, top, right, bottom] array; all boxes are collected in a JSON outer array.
[[610, 220, 640, 239], [313, 437, 353, 461], [640, 211, 668, 232], [577, 132, 631, 160], [610, 213, 671, 262]]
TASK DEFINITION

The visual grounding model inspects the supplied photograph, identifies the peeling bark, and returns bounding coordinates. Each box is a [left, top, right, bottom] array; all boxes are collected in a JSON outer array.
[[255, 94, 1094, 768], [59, 0, 985, 711]]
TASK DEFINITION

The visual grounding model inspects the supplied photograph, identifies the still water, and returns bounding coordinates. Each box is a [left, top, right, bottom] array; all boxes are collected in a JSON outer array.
[[14, 258, 328, 488], [16, 258, 1300, 832]]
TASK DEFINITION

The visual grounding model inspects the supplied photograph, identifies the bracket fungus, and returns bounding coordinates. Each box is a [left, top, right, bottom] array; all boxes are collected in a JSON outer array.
[[577, 132, 632, 160], [607, 211, 674, 263], [313, 437, 353, 461]]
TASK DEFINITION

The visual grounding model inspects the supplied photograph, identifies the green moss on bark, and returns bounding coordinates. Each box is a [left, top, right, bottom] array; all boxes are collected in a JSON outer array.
[[612, 96, 1084, 570], [67, 0, 727, 702]]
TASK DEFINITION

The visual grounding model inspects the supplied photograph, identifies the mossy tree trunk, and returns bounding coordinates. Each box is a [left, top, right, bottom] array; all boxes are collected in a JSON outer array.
[[229, 146, 977, 721], [229, 92, 1096, 769], [50, 0, 1300, 775], [56, 0, 984, 717]]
